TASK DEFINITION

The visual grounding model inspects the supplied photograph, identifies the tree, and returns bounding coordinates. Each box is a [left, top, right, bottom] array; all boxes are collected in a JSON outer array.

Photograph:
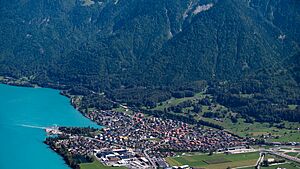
[[230, 115, 238, 123]]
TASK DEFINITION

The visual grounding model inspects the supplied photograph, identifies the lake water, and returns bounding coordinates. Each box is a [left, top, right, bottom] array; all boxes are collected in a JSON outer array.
[[0, 84, 99, 169]]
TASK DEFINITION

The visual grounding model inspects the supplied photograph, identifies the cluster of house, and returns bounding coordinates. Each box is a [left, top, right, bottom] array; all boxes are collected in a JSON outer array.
[[85, 110, 248, 155], [51, 135, 109, 157], [49, 109, 249, 168]]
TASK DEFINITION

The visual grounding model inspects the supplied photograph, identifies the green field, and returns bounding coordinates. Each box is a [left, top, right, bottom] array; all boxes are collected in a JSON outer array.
[[288, 104, 298, 110], [203, 157, 231, 164], [205, 118, 300, 143], [149, 92, 300, 143], [112, 106, 134, 116], [166, 152, 259, 169], [281, 147, 293, 150], [80, 160, 126, 169], [152, 92, 207, 111], [285, 152, 300, 157], [200, 117, 300, 142]]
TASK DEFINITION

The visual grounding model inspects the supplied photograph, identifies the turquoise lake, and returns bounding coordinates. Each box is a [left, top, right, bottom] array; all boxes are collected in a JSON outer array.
[[0, 84, 99, 169]]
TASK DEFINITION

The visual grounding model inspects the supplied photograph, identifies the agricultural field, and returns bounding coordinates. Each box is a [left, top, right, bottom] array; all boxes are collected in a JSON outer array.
[[165, 152, 259, 169], [80, 160, 126, 169]]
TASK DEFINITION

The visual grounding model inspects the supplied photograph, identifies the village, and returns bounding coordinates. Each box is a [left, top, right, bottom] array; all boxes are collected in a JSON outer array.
[[45, 108, 251, 169]]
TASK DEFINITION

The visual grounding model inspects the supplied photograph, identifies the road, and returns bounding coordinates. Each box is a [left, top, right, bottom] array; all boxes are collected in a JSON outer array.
[[255, 152, 265, 169], [143, 148, 157, 169], [266, 150, 300, 164]]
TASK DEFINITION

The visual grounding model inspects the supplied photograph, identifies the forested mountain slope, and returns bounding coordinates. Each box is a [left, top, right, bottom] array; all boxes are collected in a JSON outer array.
[[0, 0, 298, 87], [0, 0, 299, 121]]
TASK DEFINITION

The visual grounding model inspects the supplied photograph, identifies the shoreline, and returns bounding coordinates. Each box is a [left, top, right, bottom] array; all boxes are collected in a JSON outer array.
[[44, 138, 84, 169], [0, 77, 101, 169], [0, 75, 96, 124], [1, 76, 298, 169]]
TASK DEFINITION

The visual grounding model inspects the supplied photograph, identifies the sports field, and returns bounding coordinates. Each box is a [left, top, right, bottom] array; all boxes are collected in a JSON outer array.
[[165, 152, 259, 169]]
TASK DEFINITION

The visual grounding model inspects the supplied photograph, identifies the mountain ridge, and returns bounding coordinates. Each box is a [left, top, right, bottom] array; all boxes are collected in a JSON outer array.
[[0, 0, 299, 90]]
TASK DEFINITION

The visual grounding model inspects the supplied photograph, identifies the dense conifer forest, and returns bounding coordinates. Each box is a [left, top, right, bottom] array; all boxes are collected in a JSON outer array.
[[0, 0, 299, 122]]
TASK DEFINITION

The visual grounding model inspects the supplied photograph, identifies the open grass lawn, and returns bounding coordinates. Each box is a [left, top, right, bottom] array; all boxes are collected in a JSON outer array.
[[151, 97, 189, 111], [203, 157, 231, 164], [80, 160, 126, 169], [151, 92, 208, 111], [166, 152, 259, 169], [288, 104, 298, 110]]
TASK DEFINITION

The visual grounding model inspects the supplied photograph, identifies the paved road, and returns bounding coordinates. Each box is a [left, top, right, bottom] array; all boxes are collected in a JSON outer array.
[[143, 149, 157, 169], [255, 152, 265, 169], [267, 150, 300, 164]]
